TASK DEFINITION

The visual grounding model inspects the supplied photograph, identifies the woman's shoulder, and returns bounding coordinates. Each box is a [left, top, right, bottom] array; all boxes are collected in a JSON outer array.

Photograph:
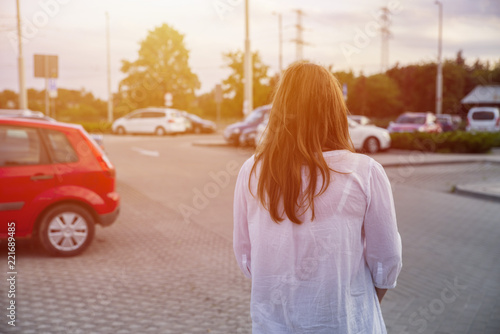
[[323, 150, 379, 171], [238, 155, 257, 176]]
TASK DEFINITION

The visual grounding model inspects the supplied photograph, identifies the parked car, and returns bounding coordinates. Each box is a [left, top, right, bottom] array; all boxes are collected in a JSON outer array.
[[348, 120, 391, 153], [254, 113, 269, 147], [224, 105, 272, 146], [255, 117, 389, 153], [181, 112, 216, 134], [387, 112, 442, 133], [0, 118, 119, 256], [112, 108, 186, 135], [466, 107, 500, 132], [0, 109, 105, 150], [436, 114, 456, 132], [0, 108, 54, 121], [348, 115, 371, 126]]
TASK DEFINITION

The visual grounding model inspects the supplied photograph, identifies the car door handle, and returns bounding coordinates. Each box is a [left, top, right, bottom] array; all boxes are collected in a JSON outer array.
[[30, 174, 54, 181]]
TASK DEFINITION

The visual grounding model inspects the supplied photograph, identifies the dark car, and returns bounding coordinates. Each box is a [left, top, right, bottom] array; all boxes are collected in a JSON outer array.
[[436, 114, 456, 132], [223, 105, 272, 146], [0, 118, 119, 256], [182, 112, 216, 134]]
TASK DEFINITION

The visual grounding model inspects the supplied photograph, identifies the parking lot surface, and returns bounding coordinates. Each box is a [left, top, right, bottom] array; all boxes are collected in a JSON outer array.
[[1, 135, 499, 333]]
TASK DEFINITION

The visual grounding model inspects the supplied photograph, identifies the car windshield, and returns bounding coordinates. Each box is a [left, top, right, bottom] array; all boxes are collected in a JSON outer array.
[[436, 116, 451, 124], [245, 110, 262, 123], [189, 114, 203, 122], [396, 115, 426, 124]]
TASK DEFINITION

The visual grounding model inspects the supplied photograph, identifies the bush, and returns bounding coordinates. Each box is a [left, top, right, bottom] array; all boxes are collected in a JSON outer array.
[[390, 131, 500, 154], [77, 121, 112, 134]]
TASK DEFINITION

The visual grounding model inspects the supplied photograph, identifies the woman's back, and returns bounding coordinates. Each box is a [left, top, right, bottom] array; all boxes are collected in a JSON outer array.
[[233, 62, 402, 333], [234, 150, 401, 333]]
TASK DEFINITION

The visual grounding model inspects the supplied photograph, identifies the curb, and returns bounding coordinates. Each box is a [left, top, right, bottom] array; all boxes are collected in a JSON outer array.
[[453, 184, 500, 202], [380, 159, 500, 168]]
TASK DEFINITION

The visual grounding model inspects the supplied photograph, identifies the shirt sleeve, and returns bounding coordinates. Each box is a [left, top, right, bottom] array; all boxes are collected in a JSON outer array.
[[364, 160, 402, 289], [233, 160, 252, 278]]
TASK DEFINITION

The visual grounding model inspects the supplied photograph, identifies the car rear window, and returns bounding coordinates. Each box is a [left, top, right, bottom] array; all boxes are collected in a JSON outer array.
[[0, 125, 44, 166], [471, 111, 495, 120], [46, 130, 78, 163]]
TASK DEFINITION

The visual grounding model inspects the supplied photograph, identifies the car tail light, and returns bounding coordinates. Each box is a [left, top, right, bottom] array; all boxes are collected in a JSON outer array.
[[496, 117, 500, 127], [82, 132, 116, 178], [95, 154, 116, 178], [168, 119, 175, 123]]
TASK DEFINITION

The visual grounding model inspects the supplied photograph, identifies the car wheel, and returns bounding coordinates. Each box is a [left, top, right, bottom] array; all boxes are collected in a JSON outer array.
[[116, 126, 126, 135], [155, 127, 166, 136], [363, 137, 380, 154], [38, 204, 95, 257]]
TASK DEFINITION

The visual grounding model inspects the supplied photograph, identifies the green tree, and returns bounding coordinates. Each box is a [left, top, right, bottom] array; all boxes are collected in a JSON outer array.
[[118, 23, 200, 115], [222, 50, 272, 118], [347, 73, 402, 117]]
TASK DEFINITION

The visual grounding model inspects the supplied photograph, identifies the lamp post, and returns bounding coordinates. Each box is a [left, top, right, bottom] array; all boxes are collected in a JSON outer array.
[[272, 12, 283, 73], [16, 0, 27, 109], [243, 0, 253, 116], [435, 1, 443, 115], [106, 12, 113, 122]]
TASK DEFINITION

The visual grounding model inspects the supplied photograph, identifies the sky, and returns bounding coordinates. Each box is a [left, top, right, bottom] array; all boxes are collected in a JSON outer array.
[[0, 0, 499, 100]]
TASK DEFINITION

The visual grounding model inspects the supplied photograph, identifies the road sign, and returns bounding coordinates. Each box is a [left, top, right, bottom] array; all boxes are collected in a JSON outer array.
[[49, 79, 57, 98], [34, 54, 58, 78]]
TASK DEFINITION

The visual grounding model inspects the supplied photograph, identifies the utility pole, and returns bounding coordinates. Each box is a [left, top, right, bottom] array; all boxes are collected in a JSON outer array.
[[292, 9, 306, 61], [272, 12, 283, 73], [243, 0, 253, 115], [16, 0, 27, 109], [380, 7, 391, 73], [435, 1, 443, 115], [106, 12, 113, 122]]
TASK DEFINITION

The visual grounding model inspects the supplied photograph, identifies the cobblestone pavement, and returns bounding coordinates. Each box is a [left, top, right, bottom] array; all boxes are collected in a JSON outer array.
[[1, 162, 500, 333], [383, 163, 500, 334]]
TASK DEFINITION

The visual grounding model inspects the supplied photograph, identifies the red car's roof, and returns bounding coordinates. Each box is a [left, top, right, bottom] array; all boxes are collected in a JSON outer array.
[[0, 117, 84, 131]]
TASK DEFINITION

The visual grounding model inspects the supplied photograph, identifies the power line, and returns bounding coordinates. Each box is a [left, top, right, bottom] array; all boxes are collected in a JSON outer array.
[[291, 9, 310, 61]]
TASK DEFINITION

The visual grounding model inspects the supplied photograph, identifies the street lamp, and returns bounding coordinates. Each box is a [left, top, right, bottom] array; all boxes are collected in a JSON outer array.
[[243, 0, 253, 116], [16, 0, 27, 109], [435, 1, 443, 115], [272, 12, 283, 74]]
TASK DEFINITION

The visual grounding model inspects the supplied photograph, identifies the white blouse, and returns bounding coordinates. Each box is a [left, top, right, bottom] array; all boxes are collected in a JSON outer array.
[[233, 150, 402, 334]]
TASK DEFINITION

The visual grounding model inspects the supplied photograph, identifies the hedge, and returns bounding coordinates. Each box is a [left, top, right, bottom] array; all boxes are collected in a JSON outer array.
[[390, 131, 500, 154], [77, 121, 112, 134]]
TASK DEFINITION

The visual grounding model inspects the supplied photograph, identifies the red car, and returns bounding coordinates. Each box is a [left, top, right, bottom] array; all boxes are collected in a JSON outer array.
[[387, 112, 442, 133], [0, 118, 119, 256]]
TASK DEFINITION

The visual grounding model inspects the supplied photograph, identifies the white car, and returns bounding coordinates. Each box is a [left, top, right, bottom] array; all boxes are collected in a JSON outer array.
[[112, 108, 186, 135], [466, 107, 500, 132], [348, 119, 391, 153], [255, 118, 390, 153], [348, 115, 371, 126]]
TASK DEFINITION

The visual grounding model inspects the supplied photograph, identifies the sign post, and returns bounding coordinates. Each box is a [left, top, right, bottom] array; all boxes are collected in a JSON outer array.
[[34, 54, 58, 118], [164, 93, 173, 107], [214, 84, 222, 123]]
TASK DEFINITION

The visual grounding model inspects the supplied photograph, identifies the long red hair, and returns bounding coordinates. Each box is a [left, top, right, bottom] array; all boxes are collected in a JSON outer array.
[[251, 62, 354, 224]]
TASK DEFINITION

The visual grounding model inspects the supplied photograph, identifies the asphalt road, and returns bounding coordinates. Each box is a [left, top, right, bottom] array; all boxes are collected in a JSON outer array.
[[104, 133, 253, 241], [1, 133, 499, 334]]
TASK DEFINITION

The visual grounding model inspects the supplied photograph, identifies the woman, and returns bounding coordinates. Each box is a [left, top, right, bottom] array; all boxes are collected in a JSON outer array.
[[233, 62, 402, 333]]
